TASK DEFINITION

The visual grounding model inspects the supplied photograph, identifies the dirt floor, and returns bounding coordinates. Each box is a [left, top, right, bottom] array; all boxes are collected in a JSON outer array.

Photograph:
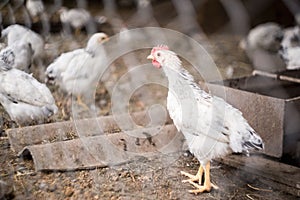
[[0, 31, 298, 200], [0, 140, 297, 200]]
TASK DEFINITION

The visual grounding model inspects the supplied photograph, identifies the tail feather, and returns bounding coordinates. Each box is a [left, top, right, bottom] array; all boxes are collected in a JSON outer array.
[[243, 130, 264, 151], [243, 140, 264, 150]]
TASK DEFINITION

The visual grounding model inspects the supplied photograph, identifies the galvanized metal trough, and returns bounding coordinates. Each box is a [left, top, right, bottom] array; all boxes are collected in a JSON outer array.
[[205, 70, 300, 166]]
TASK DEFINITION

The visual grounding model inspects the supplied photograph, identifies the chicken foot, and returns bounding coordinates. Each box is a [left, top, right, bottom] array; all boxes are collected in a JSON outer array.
[[181, 162, 218, 194], [181, 165, 203, 184], [76, 95, 89, 110]]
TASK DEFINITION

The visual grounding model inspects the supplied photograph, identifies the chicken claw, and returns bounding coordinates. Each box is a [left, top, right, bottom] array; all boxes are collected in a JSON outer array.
[[181, 165, 203, 184]]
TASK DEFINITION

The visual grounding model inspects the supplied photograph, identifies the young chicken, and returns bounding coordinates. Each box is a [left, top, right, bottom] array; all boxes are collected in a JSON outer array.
[[281, 26, 300, 49], [26, 0, 45, 22], [1, 24, 45, 61], [0, 41, 33, 72], [58, 7, 93, 36], [0, 55, 57, 125], [243, 23, 283, 52], [279, 26, 300, 69], [240, 22, 285, 72], [46, 32, 109, 108], [147, 45, 264, 194], [280, 46, 300, 70], [45, 48, 85, 86]]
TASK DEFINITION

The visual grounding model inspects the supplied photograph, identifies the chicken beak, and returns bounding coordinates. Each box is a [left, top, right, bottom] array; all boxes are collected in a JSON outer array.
[[104, 37, 109, 42], [98, 37, 109, 43], [147, 55, 154, 60]]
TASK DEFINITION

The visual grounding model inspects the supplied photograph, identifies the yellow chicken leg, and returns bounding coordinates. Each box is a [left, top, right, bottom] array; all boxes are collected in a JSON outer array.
[[77, 95, 89, 110], [75, 28, 81, 37], [182, 162, 218, 194], [32, 16, 39, 23], [181, 165, 203, 184]]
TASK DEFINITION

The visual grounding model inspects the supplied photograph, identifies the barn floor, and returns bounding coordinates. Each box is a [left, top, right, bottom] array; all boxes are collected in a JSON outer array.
[[0, 137, 297, 200]]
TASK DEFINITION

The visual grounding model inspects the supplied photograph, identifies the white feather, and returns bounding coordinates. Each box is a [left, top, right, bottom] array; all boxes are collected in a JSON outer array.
[[1, 24, 44, 60], [46, 32, 108, 97], [281, 26, 300, 49], [1, 41, 33, 72], [241, 22, 285, 71], [0, 68, 57, 124], [246, 22, 283, 52], [284, 47, 300, 70], [153, 48, 264, 165], [45, 48, 85, 86], [59, 7, 91, 30], [26, 0, 45, 18]]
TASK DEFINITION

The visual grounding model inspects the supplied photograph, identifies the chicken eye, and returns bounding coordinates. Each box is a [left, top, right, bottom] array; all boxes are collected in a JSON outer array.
[[157, 52, 161, 57]]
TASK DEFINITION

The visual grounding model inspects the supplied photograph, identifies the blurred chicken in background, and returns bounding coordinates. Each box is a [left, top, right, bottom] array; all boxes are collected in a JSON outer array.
[[1, 24, 45, 62], [279, 13, 300, 70], [26, 0, 45, 22], [0, 50, 57, 126], [0, 41, 33, 72], [240, 22, 286, 72], [46, 32, 109, 109], [58, 7, 95, 36]]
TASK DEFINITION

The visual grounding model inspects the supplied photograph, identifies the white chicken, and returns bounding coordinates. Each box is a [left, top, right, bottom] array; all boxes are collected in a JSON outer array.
[[58, 7, 93, 35], [242, 22, 283, 52], [240, 22, 285, 72], [0, 56, 57, 125], [45, 32, 109, 108], [0, 41, 33, 72], [280, 46, 300, 70], [45, 48, 85, 86], [1, 24, 45, 61], [281, 26, 300, 49], [25, 0, 45, 22], [147, 45, 264, 194], [279, 25, 300, 70]]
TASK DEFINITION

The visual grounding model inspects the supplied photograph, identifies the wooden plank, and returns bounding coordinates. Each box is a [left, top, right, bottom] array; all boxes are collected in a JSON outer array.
[[219, 154, 300, 197]]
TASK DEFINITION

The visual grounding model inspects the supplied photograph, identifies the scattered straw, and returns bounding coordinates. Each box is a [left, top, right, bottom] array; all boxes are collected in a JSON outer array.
[[246, 193, 264, 200], [15, 171, 36, 177], [247, 184, 272, 192], [246, 194, 255, 200], [130, 172, 136, 182]]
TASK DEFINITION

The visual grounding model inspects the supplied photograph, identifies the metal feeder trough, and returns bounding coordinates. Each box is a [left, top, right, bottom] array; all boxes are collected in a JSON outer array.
[[204, 71, 300, 166]]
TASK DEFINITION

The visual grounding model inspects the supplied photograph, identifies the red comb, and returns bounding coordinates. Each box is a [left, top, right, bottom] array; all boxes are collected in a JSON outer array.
[[151, 45, 169, 54]]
